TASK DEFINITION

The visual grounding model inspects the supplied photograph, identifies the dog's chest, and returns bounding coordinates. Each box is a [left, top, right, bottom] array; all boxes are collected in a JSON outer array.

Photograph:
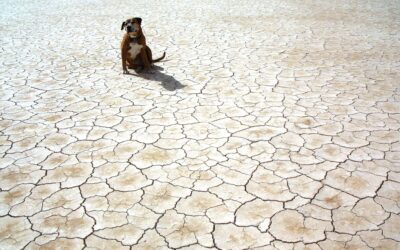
[[128, 42, 143, 58]]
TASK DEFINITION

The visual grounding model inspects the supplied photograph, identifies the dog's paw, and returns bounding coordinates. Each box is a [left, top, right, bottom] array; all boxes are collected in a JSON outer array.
[[123, 69, 129, 74]]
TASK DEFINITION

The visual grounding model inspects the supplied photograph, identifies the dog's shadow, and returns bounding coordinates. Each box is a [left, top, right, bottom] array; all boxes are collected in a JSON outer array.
[[128, 66, 185, 91]]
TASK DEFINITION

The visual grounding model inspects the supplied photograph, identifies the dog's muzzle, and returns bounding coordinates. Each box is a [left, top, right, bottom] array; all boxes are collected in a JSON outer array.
[[127, 25, 138, 33]]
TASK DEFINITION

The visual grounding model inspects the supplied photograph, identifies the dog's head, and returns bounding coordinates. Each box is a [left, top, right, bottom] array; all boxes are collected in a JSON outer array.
[[121, 17, 142, 38]]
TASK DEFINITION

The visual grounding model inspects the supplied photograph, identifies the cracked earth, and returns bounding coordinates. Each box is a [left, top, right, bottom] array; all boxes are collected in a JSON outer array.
[[1, 0, 400, 249]]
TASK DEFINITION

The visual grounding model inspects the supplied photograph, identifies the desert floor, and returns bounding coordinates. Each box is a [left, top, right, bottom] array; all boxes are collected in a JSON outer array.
[[0, 0, 399, 249]]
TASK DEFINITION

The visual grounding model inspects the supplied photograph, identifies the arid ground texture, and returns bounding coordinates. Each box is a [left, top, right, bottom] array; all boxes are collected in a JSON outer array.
[[0, 0, 399, 249]]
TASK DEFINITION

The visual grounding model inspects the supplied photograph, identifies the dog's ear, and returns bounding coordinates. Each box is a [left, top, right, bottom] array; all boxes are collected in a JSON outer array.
[[135, 17, 142, 25], [121, 21, 126, 30]]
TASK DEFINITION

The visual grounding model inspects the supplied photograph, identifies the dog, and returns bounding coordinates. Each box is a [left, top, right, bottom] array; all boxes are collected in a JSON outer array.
[[120, 17, 165, 74]]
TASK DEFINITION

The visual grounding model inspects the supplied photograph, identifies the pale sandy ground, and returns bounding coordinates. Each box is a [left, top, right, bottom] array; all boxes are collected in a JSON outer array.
[[0, 0, 399, 249]]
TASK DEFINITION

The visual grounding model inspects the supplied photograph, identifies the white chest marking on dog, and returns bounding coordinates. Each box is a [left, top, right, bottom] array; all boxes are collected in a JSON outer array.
[[129, 42, 143, 58]]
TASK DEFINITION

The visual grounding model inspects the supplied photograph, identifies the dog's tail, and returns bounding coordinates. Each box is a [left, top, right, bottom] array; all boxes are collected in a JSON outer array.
[[152, 52, 166, 63]]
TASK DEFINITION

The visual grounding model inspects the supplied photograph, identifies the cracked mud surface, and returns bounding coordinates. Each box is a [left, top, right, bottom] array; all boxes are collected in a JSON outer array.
[[1, 0, 399, 249]]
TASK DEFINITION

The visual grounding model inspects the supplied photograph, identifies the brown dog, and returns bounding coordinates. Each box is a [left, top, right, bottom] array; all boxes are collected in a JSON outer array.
[[120, 17, 165, 74]]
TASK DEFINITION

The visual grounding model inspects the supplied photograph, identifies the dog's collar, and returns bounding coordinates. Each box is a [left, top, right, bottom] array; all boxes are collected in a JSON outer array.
[[129, 35, 141, 43]]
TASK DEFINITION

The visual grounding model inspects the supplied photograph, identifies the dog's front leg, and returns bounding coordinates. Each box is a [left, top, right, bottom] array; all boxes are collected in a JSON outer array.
[[121, 48, 129, 74]]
